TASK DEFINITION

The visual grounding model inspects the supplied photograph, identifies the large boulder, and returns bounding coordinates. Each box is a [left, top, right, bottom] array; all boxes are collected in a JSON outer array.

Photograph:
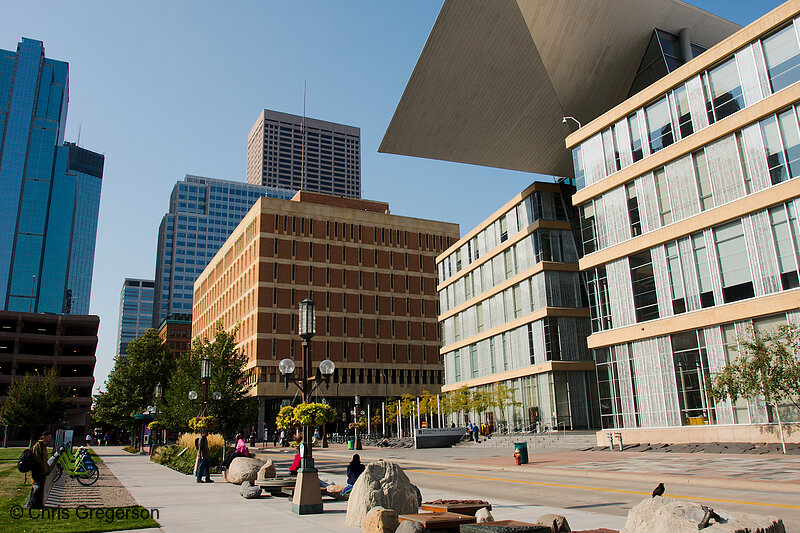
[[537, 514, 570, 532], [345, 460, 419, 528], [256, 460, 276, 480], [363, 506, 399, 533], [621, 497, 785, 533], [410, 484, 422, 507], [240, 481, 262, 499], [225, 457, 264, 485]]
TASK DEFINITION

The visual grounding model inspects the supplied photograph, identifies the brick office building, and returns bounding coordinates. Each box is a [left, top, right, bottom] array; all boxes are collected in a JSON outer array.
[[192, 191, 459, 431], [157, 313, 192, 357]]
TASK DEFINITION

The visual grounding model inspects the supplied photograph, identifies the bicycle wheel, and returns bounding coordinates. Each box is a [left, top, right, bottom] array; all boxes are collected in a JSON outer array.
[[53, 462, 63, 482], [76, 464, 99, 486]]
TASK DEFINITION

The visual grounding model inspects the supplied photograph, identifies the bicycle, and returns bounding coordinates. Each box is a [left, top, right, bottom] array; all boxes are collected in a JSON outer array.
[[51, 445, 99, 485]]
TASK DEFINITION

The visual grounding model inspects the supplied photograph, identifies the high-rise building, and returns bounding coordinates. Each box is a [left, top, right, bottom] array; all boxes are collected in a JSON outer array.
[[436, 181, 597, 431], [381, 1, 800, 443], [0, 38, 103, 315], [117, 279, 154, 358], [152, 175, 295, 327], [247, 109, 361, 199], [192, 191, 459, 432]]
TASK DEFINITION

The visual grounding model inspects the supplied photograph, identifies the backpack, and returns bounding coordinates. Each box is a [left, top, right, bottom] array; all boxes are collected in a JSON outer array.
[[17, 448, 34, 473]]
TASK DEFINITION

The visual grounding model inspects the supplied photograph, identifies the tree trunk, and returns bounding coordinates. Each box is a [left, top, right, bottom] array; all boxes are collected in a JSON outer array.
[[774, 402, 787, 455]]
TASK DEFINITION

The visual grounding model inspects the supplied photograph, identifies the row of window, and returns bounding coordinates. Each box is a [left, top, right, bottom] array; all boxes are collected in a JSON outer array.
[[438, 191, 569, 283], [585, 201, 800, 333], [580, 104, 800, 255], [574, 20, 800, 190]]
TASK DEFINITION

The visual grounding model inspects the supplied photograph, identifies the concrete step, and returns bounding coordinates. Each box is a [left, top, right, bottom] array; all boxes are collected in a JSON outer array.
[[456, 431, 597, 450]]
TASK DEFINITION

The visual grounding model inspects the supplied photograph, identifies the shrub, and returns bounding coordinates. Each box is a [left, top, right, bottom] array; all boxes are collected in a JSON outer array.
[[175, 432, 224, 466]]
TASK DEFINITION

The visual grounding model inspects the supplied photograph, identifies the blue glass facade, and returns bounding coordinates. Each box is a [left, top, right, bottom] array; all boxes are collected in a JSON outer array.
[[117, 279, 155, 357], [0, 39, 102, 315], [152, 175, 295, 326]]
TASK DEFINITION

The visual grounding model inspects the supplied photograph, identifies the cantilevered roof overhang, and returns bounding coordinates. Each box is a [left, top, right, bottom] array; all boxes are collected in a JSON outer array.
[[380, 0, 740, 178]]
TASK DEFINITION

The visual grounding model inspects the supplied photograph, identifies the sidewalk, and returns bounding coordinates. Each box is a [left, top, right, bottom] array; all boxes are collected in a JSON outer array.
[[308, 442, 800, 494], [96, 446, 627, 532]]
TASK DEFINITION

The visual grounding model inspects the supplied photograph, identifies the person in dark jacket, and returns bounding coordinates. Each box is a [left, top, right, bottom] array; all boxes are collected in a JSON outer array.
[[195, 430, 213, 483], [26, 431, 52, 508], [346, 454, 365, 485]]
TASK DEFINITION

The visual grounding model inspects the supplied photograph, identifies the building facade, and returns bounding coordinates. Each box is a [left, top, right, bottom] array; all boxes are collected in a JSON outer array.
[[0, 39, 103, 315], [247, 109, 361, 199], [192, 191, 459, 432], [437, 181, 598, 431], [157, 313, 192, 356], [117, 279, 154, 358], [568, 2, 800, 434], [0, 310, 98, 440], [152, 175, 295, 327]]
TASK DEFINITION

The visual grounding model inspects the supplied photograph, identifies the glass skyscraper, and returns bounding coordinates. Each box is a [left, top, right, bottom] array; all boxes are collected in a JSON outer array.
[[0, 38, 103, 315], [116, 279, 155, 358], [152, 175, 295, 326]]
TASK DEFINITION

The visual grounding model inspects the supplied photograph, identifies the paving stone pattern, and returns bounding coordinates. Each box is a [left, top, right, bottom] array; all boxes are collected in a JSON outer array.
[[47, 457, 138, 508]]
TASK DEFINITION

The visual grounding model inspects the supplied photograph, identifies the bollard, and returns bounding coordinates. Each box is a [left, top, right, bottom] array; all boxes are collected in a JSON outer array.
[[608, 432, 614, 451], [616, 432, 623, 452]]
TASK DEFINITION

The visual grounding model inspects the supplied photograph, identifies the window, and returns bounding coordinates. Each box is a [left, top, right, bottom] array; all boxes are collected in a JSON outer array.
[[527, 323, 535, 364], [626, 183, 642, 237], [691, 232, 715, 308], [470, 345, 478, 378], [692, 150, 713, 211], [499, 216, 508, 242], [543, 317, 560, 361], [654, 168, 672, 226], [769, 204, 800, 289], [762, 114, 791, 184], [665, 241, 685, 314], [706, 58, 744, 122], [628, 114, 644, 162], [602, 126, 620, 175], [629, 250, 659, 322], [735, 132, 753, 194], [673, 84, 693, 139], [762, 24, 800, 93], [645, 97, 674, 153], [671, 330, 713, 425], [586, 266, 612, 332], [573, 146, 585, 189], [714, 220, 754, 303], [580, 203, 597, 254]]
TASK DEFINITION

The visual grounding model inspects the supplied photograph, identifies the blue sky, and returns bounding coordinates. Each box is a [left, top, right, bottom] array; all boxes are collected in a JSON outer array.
[[0, 1, 785, 395]]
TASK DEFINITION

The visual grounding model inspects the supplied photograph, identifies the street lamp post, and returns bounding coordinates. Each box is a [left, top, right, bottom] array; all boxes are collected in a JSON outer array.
[[201, 357, 211, 416], [278, 299, 335, 515], [150, 383, 162, 457], [353, 395, 362, 450]]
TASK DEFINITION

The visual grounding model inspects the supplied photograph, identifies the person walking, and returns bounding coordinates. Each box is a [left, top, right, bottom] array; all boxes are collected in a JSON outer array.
[[249, 430, 256, 448], [473, 422, 480, 443], [195, 430, 213, 483], [26, 430, 52, 508], [279, 429, 286, 447], [273, 428, 279, 447]]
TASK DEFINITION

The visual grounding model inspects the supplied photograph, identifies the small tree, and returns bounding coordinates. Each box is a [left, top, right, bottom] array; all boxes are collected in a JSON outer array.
[[0, 369, 65, 445], [471, 390, 491, 425], [709, 324, 800, 454], [418, 390, 438, 427], [492, 383, 520, 431]]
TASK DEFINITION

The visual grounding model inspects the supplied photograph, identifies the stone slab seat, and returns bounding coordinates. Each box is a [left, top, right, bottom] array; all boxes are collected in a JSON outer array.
[[281, 486, 338, 499], [459, 521, 550, 533], [398, 511, 476, 530]]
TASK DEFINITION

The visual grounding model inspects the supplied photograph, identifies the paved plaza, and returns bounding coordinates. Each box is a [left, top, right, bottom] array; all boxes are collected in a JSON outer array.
[[96, 441, 800, 532]]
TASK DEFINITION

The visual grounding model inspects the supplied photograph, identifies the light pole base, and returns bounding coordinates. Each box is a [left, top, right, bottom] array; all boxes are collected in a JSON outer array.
[[291, 466, 323, 515]]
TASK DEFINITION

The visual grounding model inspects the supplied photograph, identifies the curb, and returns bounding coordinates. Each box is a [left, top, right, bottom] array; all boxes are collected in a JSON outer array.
[[310, 450, 800, 495]]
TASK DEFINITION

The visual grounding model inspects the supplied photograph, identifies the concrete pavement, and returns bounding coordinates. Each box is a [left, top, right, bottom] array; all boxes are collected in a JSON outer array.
[[96, 445, 628, 532]]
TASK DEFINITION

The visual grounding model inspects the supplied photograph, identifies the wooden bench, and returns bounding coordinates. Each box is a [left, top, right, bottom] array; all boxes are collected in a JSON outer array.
[[422, 502, 492, 516], [398, 511, 476, 530]]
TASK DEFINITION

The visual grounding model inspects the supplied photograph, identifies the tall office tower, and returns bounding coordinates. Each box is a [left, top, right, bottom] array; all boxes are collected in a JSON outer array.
[[152, 175, 295, 327], [437, 182, 597, 431], [0, 38, 104, 315], [116, 279, 154, 358], [246, 109, 361, 198], [192, 191, 459, 432]]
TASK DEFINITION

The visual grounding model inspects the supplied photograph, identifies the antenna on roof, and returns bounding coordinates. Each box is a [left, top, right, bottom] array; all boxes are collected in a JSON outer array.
[[301, 81, 307, 193], [77, 123, 82, 146]]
